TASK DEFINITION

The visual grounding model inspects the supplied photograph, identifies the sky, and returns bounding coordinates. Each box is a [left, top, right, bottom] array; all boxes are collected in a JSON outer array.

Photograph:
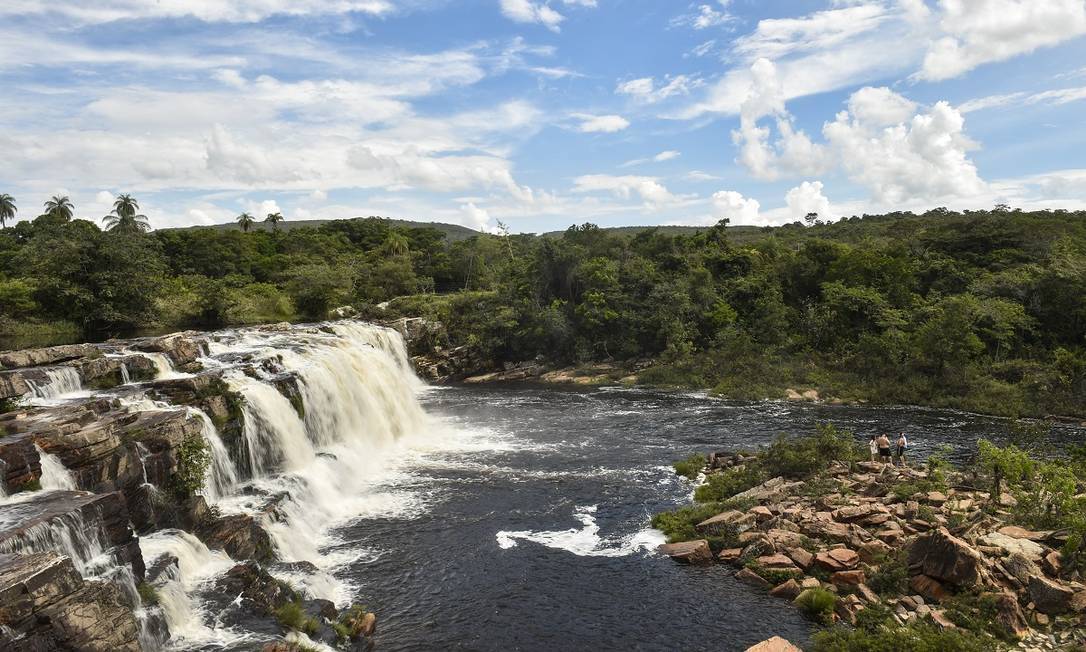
[[1, 0, 1085, 233]]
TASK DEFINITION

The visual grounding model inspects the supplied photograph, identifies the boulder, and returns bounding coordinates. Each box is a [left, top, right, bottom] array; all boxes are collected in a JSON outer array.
[[997, 525, 1051, 541], [769, 579, 802, 600], [831, 570, 866, 587], [1041, 551, 1062, 578], [696, 510, 752, 534], [732, 477, 801, 503], [909, 574, 949, 602], [907, 527, 982, 587], [745, 636, 802, 652], [756, 554, 799, 571], [984, 591, 1029, 640], [196, 512, 275, 563], [785, 547, 813, 570], [718, 548, 742, 563], [1002, 552, 1043, 586], [658, 540, 713, 565], [815, 548, 859, 572], [979, 531, 1045, 560], [215, 562, 297, 616], [735, 567, 771, 589], [1029, 574, 1074, 615]]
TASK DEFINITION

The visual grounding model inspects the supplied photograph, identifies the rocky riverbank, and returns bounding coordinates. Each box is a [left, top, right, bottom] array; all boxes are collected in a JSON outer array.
[[659, 451, 1086, 651], [0, 323, 384, 651]]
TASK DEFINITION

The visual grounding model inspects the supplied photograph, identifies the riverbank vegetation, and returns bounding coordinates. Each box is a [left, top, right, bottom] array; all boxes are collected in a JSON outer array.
[[1, 200, 1084, 416], [656, 424, 1086, 651]]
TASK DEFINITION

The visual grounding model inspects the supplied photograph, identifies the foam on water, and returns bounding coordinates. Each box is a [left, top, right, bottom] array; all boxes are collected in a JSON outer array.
[[34, 444, 77, 491], [496, 505, 665, 557]]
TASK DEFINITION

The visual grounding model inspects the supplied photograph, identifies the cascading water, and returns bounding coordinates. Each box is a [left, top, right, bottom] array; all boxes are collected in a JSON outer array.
[[140, 352, 190, 380], [35, 444, 77, 491], [26, 366, 82, 400]]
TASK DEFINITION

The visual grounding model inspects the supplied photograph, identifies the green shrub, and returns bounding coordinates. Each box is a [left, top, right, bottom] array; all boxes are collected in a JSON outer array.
[[672, 453, 706, 481], [854, 603, 893, 633], [694, 464, 765, 502], [137, 582, 159, 606], [762, 424, 860, 479], [651, 502, 726, 544], [171, 432, 211, 499], [811, 622, 986, 652], [868, 551, 909, 596], [274, 601, 319, 635], [795, 587, 837, 625]]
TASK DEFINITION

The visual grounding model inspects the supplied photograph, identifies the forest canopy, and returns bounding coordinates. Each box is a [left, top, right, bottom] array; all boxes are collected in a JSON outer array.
[[1, 202, 1084, 418]]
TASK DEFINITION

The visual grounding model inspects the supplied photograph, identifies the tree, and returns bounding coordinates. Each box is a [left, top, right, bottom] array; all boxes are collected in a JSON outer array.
[[236, 212, 255, 232], [43, 195, 75, 222], [102, 194, 151, 233], [804, 212, 819, 227], [265, 212, 284, 232], [380, 231, 409, 256], [0, 193, 15, 228]]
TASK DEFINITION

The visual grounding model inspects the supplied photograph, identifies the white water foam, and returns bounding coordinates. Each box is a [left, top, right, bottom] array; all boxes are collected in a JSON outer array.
[[25, 367, 85, 404], [34, 444, 77, 491], [496, 505, 665, 557], [141, 352, 192, 380]]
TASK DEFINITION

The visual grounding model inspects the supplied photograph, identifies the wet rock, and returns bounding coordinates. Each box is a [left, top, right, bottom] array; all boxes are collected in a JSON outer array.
[[195, 512, 275, 563], [0, 551, 141, 651], [745, 635, 802, 652], [1029, 574, 1074, 615], [216, 562, 297, 615], [132, 333, 205, 367], [907, 527, 982, 587]]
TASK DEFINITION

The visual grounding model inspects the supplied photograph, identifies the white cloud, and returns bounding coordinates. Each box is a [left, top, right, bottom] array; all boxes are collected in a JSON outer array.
[[499, 0, 565, 32], [620, 150, 681, 168], [616, 75, 702, 104], [785, 181, 833, 221], [459, 202, 494, 232], [572, 175, 678, 208], [733, 3, 890, 60], [823, 88, 986, 204], [711, 190, 761, 224], [845, 85, 918, 126], [918, 0, 1086, 81], [672, 2, 734, 30], [730, 58, 829, 180], [959, 86, 1086, 112], [0, 0, 395, 24], [685, 170, 722, 182], [572, 113, 630, 133]]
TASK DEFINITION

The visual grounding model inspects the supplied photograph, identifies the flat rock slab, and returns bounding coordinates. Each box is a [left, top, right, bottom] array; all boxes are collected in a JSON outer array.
[[658, 539, 713, 564], [746, 636, 802, 652], [980, 532, 1046, 560]]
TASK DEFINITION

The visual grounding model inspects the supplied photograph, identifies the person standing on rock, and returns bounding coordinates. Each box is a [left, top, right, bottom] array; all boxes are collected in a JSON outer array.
[[896, 433, 908, 467], [877, 433, 892, 464], [869, 435, 878, 462]]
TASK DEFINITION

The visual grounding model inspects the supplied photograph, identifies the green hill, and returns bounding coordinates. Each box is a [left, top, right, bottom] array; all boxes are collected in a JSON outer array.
[[170, 216, 482, 242]]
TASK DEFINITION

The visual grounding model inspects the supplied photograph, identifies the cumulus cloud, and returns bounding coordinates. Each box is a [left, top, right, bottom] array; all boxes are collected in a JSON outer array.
[[785, 181, 833, 221], [573, 113, 630, 133], [730, 58, 829, 180], [918, 0, 1086, 81], [572, 175, 678, 208], [459, 202, 495, 232], [823, 88, 986, 204], [499, 0, 564, 31], [711, 190, 761, 224]]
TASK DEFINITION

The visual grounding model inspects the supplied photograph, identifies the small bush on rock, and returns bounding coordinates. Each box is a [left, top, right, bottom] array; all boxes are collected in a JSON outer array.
[[795, 587, 837, 625], [868, 551, 909, 596], [672, 453, 706, 481], [811, 622, 986, 652], [694, 464, 765, 503]]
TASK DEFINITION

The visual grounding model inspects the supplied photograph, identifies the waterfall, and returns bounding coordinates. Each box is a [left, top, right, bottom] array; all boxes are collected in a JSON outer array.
[[140, 352, 190, 380], [140, 529, 237, 646], [120, 362, 132, 385], [26, 366, 82, 400], [188, 408, 239, 501], [35, 444, 77, 491]]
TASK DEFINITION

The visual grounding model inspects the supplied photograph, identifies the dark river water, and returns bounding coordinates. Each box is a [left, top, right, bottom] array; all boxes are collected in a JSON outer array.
[[327, 384, 1084, 652]]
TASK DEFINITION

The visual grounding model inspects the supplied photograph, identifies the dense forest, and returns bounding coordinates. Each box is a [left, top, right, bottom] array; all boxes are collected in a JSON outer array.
[[1, 193, 1084, 418]]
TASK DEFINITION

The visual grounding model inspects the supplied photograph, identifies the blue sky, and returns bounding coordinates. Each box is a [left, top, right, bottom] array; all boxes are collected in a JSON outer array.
[[1, 0, 1085, 233]]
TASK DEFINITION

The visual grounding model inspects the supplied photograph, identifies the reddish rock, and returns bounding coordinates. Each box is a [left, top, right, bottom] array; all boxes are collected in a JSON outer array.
[[930, 610, 956, 629], [659, 540, 713, 564], [907, 528, 982, 587], [998, 525, 1050, 541], [769, 578, 803, 600], [909, 574, 948, 602], [984, 592, 1029, 640], [858, 540, 891, 564], [1042, 551, 1062, 578], [756, 554, 799, 570], [831, 570, 866, 587], [736, 567, 771, 589], [785, 547, 813, 570], [856, 583, 879, 603], [815, 551, 847, 572], [925, 491, 948, 504], [750, 505, 774, 521], [697, 510, 750, 534], [1071, 590, 1086, 613], [718, 548, 742, 563], [745, 636, 802, 652]]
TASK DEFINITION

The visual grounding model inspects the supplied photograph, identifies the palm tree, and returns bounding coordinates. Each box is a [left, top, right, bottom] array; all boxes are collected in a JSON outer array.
[[0, 194, 15, 228], [43, 195, 75, 222], [381, 231, 409, 256], [236, 212, 255, 232], [113, 194, 140, 219], [103, 194, 150, 233], [265, 212, 284, 232]]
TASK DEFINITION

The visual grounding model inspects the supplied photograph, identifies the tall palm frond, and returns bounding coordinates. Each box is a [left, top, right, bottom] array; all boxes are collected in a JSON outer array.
[[236, 212, 255, 232], [43, 195, 75, 222], [0, 194, 15, 228]]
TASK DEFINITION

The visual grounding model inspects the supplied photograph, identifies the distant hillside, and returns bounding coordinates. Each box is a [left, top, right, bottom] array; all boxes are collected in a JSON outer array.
[[542, 223, 771, 244], [170, 216, 482, 242]]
